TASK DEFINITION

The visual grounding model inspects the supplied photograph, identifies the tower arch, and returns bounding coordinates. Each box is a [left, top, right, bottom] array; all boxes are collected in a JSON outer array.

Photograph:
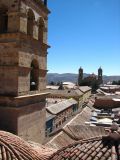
[[27, 9, 35, 36], [30, 59, 39, 91], [0, 6, 8, 33]]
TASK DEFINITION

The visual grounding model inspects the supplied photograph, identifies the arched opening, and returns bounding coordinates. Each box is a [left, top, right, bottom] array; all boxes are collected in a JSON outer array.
[[0, 8, 8, 33], [30, 60, 39, 91], [38, 17, 45, 43], [27, 9, 35, 36]]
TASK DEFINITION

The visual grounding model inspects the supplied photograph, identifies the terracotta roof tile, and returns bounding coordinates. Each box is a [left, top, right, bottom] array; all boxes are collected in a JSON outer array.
[[0, 131, 51, 160], [49, 132, 120, 160], [46, 125, 106, 151]]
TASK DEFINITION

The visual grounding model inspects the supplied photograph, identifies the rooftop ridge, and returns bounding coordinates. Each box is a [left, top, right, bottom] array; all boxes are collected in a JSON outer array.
[[0, 131, 43, 160], [49, 133, 120, 160], [48, 136, 103, 159]]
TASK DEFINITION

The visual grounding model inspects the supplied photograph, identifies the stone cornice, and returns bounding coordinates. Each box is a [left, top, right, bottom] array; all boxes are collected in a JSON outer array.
[[33, 0, 51, 14], [21, 0, 50, 15]]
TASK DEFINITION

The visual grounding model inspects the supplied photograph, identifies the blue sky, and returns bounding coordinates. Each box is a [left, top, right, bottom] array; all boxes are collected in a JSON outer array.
[[47, 0, 120, 75]]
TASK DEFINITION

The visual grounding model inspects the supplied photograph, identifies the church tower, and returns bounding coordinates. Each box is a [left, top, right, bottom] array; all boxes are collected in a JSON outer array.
[[0, 0, 50, 143], [98, 67, 103, 84], [78, 67, 83, 86]]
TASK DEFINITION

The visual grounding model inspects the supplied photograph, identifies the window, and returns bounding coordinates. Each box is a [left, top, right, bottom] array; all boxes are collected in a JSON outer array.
[[0, 8, 8, 33], [27, 9, 35, 36], [30, 60, 39, 91]]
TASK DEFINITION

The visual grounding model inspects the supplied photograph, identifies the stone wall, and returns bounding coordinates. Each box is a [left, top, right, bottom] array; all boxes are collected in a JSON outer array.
[[18, 104, 46, 143], [0, 101, 46, 143]]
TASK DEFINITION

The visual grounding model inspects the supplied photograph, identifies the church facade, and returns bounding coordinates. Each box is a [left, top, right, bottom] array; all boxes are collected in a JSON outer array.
[[78, 67, 103, 86]]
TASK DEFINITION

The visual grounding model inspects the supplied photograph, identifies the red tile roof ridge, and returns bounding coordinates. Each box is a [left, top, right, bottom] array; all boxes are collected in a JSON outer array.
[[28, 141, 57, 157], [49, 133, 120, 160], [0, 130, 47, 160], [48, 136, 103, 159]]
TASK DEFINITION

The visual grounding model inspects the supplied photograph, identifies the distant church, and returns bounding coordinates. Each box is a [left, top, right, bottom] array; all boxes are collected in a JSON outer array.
[[78, 67, 103, 86]]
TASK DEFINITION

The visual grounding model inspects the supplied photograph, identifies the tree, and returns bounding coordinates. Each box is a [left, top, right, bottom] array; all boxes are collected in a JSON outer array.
[[91, 80, 99, 93], [112, 80, 120, 85], [58, 82, 64, 90], [49, 81, 55, 85]]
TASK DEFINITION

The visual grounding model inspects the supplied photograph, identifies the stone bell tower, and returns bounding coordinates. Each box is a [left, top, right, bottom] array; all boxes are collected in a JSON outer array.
[[78, 67, 83, 86], [0, 0, 50, 143], [98, 67, 103, 84]]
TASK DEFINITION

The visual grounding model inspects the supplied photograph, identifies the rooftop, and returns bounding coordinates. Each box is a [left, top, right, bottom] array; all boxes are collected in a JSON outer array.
[[46, 125, 106, 150], [49, 131, 120, 160], [0, 131, 49, 160], [79, 86, 92, 93], [66, 106, 92, 126], [46, 99, 77, 115], [46, 89, 83, 98], [46, 98, 66, 107]]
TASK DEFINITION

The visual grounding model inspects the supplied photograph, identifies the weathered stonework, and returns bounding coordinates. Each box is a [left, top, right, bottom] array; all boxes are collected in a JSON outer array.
[[0, 0, 50, 143]]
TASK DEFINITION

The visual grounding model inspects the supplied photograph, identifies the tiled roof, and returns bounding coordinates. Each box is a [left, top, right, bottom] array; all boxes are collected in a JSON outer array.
[[63, 82, 75, 85], [96, 95, 120, 100], [0, 131, 43, 160], [46, 107, 106, 150], [49, 132, 120, 160], [66, 106, 92, 125], [46, 125, 106, 150], [46, 85, 59, 90], [79, 86, 91, 93], [46, 99, 77, 115], [28, 141, 56, 158], [87, 101, 95, 110], [46, 131, 75, 150], [46, 89, 83, 97], [94, 98, 120, 109], [64, 125, 106, 140]]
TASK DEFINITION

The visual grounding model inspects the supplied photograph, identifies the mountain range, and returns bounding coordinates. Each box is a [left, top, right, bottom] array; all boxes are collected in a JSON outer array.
[[47, 73, 120, 84]]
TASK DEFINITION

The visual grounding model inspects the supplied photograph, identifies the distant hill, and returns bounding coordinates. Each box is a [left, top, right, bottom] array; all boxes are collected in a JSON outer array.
[[47, 73, 120, 84]]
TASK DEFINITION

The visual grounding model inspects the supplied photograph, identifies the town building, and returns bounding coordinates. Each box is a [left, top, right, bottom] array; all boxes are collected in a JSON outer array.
[[100, 85, 120, 94], [46, 111, 56, 136], [46, 98, 78, 136], [79, 86, 92, 103], [0, 0, 50, 143], [94, 95, 120, 109], [46, 88, 84, 107]]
